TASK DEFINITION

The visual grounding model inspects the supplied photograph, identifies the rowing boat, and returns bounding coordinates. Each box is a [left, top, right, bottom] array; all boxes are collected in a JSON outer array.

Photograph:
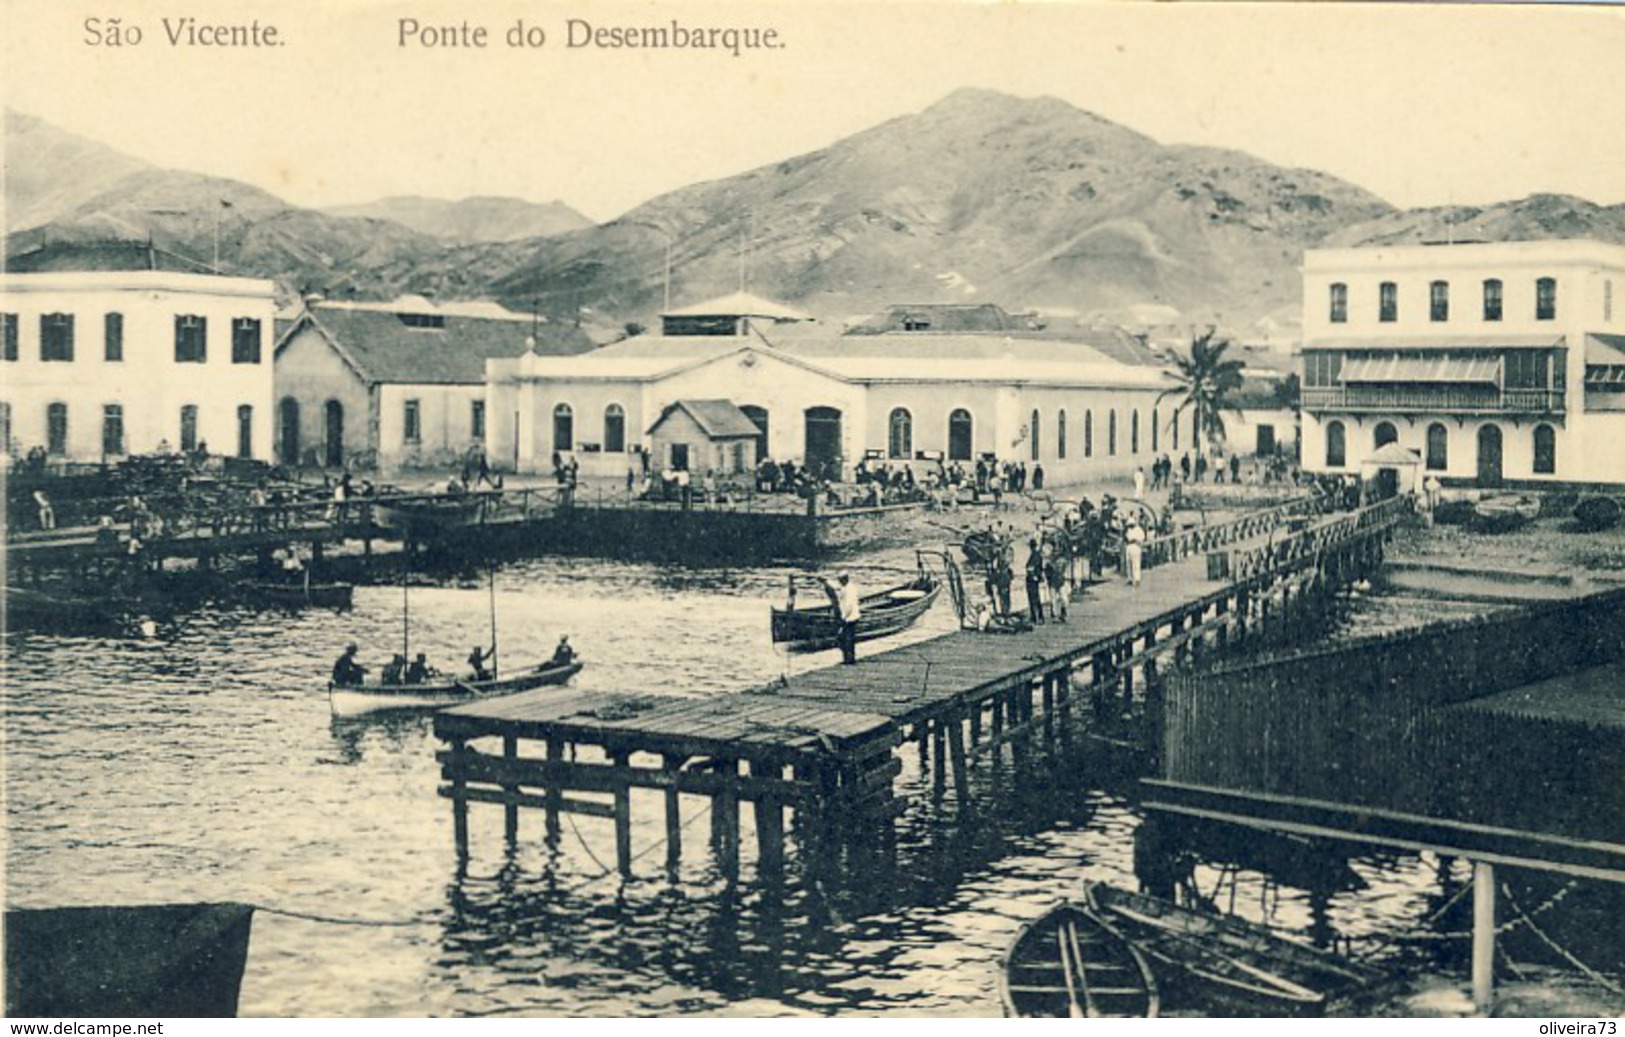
[[240, 579, 354, 609], [999, 901, 1160, 1018], [770, 567, 941, 653], [372, 495, 485, 536], [1083, 882, 1381, 1015], [328, 659, 583, 717]]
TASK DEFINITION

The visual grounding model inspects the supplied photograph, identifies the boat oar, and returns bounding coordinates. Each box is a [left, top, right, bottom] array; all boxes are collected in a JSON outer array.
[[1057, 926, 1084, 1018]]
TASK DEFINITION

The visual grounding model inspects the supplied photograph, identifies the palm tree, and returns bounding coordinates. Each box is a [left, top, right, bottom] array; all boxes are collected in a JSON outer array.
[[1157, 329, 1246, 457]]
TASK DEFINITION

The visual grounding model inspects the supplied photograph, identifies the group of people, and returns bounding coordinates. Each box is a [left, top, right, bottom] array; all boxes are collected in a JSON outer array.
[[331, 635, 574, 688]]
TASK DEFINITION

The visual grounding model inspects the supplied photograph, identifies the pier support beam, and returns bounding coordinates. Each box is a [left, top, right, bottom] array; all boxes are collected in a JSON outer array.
[[663, 754, 684, 877], [545, 738, 563, 845], [947, 712, 970, 806], [451, 738, 469, 862], [750, 760, 785, 886], [714, 759, 740, 884], [503, 735, 520, 844], [612, 751, 633, 877], [1473, 860, 1496, 1012]]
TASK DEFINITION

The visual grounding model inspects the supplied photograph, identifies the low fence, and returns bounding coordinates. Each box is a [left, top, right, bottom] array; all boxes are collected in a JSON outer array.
[[1163, 586, 1625, 841]]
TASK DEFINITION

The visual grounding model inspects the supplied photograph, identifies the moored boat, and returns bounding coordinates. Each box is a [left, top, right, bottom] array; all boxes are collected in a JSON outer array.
[[372, 495, 485, 536], [1083, 882, 1381, 1015], [771, 560, 941, 652], [240, 579, 354, 609], [328, 658, 583, 717], [5, 585, 125, 631], [999, 900, 1160, 1018]]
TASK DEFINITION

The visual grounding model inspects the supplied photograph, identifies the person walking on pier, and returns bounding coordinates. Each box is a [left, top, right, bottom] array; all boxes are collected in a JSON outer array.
[[821, 572, 862, 665], [1124, 518, 1147, 587], [1024, 538, 1046, 625]]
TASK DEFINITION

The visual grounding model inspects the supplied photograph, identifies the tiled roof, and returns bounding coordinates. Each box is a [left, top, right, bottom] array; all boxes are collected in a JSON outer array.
[[650, 399, 761, 439], [284, 305, 594, 384]]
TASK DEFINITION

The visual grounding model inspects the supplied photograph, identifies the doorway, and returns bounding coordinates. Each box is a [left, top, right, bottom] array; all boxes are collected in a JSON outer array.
[[279, 398, 300, 466], [804, 406, 843, 474], [1476, 424, 1503, 488]]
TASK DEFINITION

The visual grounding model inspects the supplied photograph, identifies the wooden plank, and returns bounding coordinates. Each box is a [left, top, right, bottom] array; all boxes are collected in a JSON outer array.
[[437, 785, 616, 818], [438, 749, 806, 802]]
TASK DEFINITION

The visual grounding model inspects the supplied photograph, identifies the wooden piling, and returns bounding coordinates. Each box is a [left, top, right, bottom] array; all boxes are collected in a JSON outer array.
[[503, 734, 520, 844], [451, 738, 469, 860], [1473, 860, 1496, 1011], [612, 751, 633, 877], [715, 759, 740, 883], [545, 738, 563, 844], [662, 754, 683, 876], [947, 711, 970, 805], [750, 760, 785, 885]]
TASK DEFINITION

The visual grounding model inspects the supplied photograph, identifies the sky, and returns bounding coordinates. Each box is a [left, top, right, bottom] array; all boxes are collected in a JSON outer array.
[[4, 0, 1624, 223]]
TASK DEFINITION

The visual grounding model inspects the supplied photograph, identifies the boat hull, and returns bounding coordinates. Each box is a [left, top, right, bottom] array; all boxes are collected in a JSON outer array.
[[241, 580, 354, 609], [999, 901, 1159, 1018], [329, 660, 582, 717], [372, 498, 484, 536], [770, 578, 940, 652], [1084, 883, 1369, 1015]]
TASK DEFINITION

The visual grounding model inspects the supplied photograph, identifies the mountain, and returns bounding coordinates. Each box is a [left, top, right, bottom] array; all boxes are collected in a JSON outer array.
[[4, 110, 156, 231], [1332, 193, 1625, 249], [321, 195, 593, 244], [9, 94, 1624, 338], [408, 88, 1402, 332]]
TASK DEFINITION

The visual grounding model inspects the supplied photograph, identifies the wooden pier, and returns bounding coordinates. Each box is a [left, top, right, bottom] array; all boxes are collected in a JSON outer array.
[[433, 496, 1411, 885]]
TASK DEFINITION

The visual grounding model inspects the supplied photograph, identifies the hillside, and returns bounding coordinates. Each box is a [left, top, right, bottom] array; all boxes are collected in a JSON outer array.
[[321, 195, 593, 244]]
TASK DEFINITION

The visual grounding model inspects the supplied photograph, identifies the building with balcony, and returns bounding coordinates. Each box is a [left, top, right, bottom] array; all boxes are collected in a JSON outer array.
[[1300, 239, 1625, 488], [0, 270, 277, 465]]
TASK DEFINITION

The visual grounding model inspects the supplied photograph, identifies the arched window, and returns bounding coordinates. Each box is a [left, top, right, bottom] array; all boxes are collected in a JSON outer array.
[[889, 407, 913, 459], [1430, 280, 1450, 322], [1130, 410, 1141, 454], [1084, 410, 1094, 457], [1483, 279, 1503, 322], [1108, 410, 1118, 456], [1379, 281, 1398, 322], [1329, 282, 1348, 323], [553, 402, 574, 451], [1533, 424, 1557, 474], [1151, 408, 1160, 453], [1426, 423, 1448, 471], [1057, 410, 1067, 460], [1029, 409, 1041, 461], [1374, 421, 1398, 448], [603, 403, 626, 453], [46, 402, 68, 455], [1326, 420, 1346, 468], [948, 408, 973, 461], [1536, 277, 1557, 321]]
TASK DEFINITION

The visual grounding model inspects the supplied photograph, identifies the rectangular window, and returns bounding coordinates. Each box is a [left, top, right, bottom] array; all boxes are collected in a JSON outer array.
[[1, 313, 17, 361], [1504, 351, 1549, 390], [1483, 279, 1503, 322], [102, 404, 125, 457], [1430, 281, 1449, 322], [231, 318, 262, 364], [180, 405, 199, 453], [470, 400, 486, 439], [1304, 352, 1343, 388], [0, 401, 11, 453], [175, 315, 207, 363], [1329, 283, 1348, 324], [404, 399, 422, 443], [104, 313, 124, 361], [1606, 280, 1614, 323], [47, 403, 68, 455], [1379, 282, 1398, 323], [1536, 277, 1557, 321], [41, 313, 75, 361]]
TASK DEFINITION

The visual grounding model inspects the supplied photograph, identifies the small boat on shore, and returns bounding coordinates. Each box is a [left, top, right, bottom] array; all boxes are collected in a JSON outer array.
[[240, 579, 354, 610], [771, 559, 941, 653], [999, 901, 1160, 1018], [329, 658, 583, 717], [1083, 882, 1382, 1015]]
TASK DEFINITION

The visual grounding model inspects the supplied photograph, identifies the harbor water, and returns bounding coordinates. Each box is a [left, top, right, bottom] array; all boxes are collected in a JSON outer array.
[[0, 551, 1547, 1016]]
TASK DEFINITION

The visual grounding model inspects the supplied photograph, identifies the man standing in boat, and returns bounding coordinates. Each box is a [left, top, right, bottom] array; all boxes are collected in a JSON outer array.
[[820, 572, 861, 665]]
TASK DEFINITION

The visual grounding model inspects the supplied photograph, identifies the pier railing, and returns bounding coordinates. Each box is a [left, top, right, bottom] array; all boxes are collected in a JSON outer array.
[[1141, 490, 1333, 570], [1217, 493, 1410, 582]]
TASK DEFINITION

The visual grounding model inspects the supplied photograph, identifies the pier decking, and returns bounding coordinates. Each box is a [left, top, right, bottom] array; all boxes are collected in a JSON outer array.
[[434, 495, 1410, 884]]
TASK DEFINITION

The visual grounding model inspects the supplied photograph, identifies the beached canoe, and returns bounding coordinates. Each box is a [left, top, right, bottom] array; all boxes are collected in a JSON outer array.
[[328, 658, 582, 717], [999, 900, 1160, 1018]]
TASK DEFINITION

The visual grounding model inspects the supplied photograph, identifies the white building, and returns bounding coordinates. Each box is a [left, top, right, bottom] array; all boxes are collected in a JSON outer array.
[[0, 270, 277, 464], [273, 296, 593, 470], [486, 297, 1177, 485], [1300, 239, 1625, 489]]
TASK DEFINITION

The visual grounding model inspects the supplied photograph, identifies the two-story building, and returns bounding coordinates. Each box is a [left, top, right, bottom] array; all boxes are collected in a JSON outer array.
[[1300, 239, 1625, 489], [0, 270, 278, 464]]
